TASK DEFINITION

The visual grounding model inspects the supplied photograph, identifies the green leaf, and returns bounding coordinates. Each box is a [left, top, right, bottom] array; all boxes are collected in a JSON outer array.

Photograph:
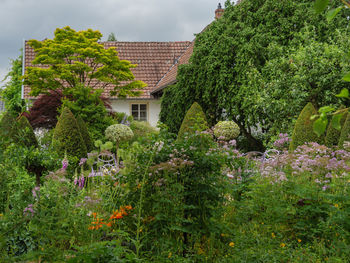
[[313, 117, 328, 137], [342, 72, 350, 82], [318, 106, 334, 113], [314, 0, 329, 13], [336, 88, 349, 98], [326, 7, 343, 22], [331, 113, 344, 131]]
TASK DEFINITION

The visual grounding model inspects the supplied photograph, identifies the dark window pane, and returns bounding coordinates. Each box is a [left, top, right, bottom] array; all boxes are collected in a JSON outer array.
[[132, 104, 139, 111], [140, 104, 146, 111]]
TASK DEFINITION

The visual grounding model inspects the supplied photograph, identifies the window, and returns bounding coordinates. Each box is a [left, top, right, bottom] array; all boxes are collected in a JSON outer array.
[[131, 103, 147, 121]]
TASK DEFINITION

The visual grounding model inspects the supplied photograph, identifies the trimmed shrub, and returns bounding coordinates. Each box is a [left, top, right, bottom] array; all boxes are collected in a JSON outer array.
[[76, 115, 93, 152], [0, 111, 18, 148], [178, 102, 209, 139], [52, 107, 87, 159], [213, 121, 240, 141], [289, 103, 322, 151], [17, 115, 38, 148], [130, 121, 158, 141], [338, 111, 350, 149], [105, 124, 134, 147], [325, 108, 348, 148]]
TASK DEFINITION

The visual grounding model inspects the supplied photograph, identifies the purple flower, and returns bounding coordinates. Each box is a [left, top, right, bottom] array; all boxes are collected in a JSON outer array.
[[78, 175, 85, 189], [32, 187, 40, 199], [62, 158, 68, 170], [79, 158, 87, 166], [23, 204, 35, 217]]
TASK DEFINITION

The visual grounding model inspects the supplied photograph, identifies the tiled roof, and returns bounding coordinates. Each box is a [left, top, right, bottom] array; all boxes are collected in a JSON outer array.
[[152, 41, 194, 95], [23, 41, 192, 99]]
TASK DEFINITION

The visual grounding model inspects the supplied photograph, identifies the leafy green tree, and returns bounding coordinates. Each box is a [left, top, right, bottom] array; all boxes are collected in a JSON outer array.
[[338, 112, 350, 148], [0, 53, 25, 115], [76, 115, 93, 152], [178, 102, 208, 139], [52, 107, 87, 159], [325, 107, 347, 147], [23, 27, 145, 98], [107, 32, 117, 41], [160, 0, 350, 150], [17, 115, 38, 148], [289, 103, 322, 151]]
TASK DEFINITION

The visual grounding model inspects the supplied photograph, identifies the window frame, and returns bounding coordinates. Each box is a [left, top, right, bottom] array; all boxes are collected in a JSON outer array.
[[130, 102, 149, 122]]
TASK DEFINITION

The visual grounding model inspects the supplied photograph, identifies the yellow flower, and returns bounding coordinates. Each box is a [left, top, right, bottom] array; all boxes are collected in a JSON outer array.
[[229, 242, 235, 247], [168, 252, 172, 258], [298, 239, 302, 243], [280, 243, 286, 248], [271, 233, 276, 238], [334, 204, 339, 208], [0, 213, 3, 217]]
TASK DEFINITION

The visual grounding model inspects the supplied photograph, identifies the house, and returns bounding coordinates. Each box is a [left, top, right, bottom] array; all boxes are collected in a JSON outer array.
[[21, 4, 224, 126]]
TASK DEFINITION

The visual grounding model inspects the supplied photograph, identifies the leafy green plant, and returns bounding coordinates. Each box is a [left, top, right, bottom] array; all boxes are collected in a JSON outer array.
[[52, 107, 87, 159], [177, 102, 208, 139], [290, 103, 322, 151], [213, 121, 240, 141]]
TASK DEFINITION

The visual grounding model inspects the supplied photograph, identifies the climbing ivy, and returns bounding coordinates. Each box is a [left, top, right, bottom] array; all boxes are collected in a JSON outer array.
[[160, 0, 350, 150]]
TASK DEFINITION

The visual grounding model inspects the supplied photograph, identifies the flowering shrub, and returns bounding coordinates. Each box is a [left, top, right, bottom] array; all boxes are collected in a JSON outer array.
[[213, 121, 240, 141], [105, 124, 134, 146]]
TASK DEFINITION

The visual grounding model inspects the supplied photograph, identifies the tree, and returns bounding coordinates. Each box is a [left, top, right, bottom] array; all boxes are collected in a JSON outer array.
[[160, 0, 350, 150], [0, 52, 25, 115], [52, 107, 87, 159], [23, 26, 145, 98], [107, 32, 117, 41]]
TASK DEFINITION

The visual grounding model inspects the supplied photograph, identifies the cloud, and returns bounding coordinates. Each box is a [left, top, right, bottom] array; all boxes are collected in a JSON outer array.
[[0, 0, 223, 85]]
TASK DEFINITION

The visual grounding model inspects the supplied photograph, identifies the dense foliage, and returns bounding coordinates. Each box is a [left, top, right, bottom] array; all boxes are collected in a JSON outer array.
[[160, 0, 350, 150], [52, 107, 87, 160], [290, 102, 322, 151], [23, 26, 146, 98], [0, 53, 25, 115], [338, 112, 350, 148], [325, 107, 347, 147], [177, 102, 208, 139], [213, 121, 240, 141]]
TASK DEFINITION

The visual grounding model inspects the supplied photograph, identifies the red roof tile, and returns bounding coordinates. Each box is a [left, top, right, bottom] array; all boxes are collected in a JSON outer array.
[[151, 41, 194, 95], [23, 41, 192, 99]]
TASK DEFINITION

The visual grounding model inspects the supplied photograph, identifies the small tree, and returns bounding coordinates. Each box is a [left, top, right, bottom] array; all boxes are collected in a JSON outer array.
[[178, 102, 209, 139], [338, 113, 350, 149], [289, 102, 322, 151], [76, 115, 93, 152], [52, 107, 87, 159], [17, 115, 38, 148], [325, 107, 348, 147], [105, 124, 133, 164], [213, 121, 240, 141], [23, 26, 145, 98]]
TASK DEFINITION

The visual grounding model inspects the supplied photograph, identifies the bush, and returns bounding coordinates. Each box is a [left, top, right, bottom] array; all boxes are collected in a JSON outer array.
[[325, 107, 348, 148], [105, 124, 134, 147], [17, 115, 38, 148], [76, 115, 93, 152], [213, 121, 240, 141], [23, 90, 63, 129], [289, 103, 322, 151], [0, 111, 18, 148], [129, 121, 158, 141], [178, 102, 208, 139], [52, 107, 87, 159], [338, 111, 350, 149]]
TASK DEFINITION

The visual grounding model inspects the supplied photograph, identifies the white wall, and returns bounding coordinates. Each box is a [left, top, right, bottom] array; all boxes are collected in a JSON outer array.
[[110, 99, 161, 127]]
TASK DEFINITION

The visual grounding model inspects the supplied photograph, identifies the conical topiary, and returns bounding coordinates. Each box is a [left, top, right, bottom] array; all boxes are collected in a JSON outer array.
[[289, 102, 322, 151], [0, 111, 18, 147], [17, 115, 38, 147], [178, 102, 209, 139], [52, 107, 87, 159], [76, 115, 93, 152], [338, 111, 350, 149], [325, 107, 348, 148]]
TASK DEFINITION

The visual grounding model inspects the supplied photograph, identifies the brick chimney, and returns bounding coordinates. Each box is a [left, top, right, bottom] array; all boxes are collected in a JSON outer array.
[[215, 3, 224, 20]]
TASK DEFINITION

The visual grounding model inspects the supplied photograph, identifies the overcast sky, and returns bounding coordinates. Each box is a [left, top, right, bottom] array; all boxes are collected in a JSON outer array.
[[0, 0, 232, 87]]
